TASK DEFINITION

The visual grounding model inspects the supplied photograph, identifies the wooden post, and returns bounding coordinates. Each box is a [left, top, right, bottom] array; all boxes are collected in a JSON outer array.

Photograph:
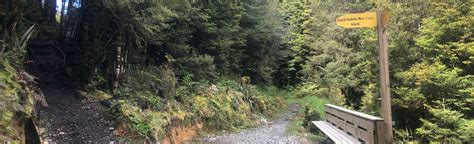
[[377, 10, 393, 143]]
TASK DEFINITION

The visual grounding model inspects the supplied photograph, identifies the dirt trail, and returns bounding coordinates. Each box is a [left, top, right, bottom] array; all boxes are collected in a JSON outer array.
[[197, 104, 310, 144], [28, 45, 116, 143]]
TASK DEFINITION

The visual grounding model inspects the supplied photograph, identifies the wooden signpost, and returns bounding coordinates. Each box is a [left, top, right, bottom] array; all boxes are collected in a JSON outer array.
[[336, 10, 394, 143]]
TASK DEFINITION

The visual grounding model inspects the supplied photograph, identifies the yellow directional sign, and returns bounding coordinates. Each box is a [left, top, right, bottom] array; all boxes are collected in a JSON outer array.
[[336, 12, 377, 28]]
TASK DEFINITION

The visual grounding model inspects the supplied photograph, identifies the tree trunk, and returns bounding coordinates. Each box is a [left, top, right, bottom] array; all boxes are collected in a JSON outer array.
[[57, 0, 67, 48], [46, 0, 56, 24], [112, 46, 122, 91]]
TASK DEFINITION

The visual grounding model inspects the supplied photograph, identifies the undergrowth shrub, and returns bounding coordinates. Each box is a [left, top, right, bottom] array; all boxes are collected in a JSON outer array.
[[294, 82, 345, 106], [0, 61, 23, 138], [158, 65, 177, 100], [109, 100, 170, 140], [294, 82, 319, 98], [115, 64, 181, 110], [302, 106, 321, 132], [0, 25, 43, 140], [203, 90, 253, 130], [175, 55, 217, 81], [109, 67, 286, 141], [0, 61, 43, 140]]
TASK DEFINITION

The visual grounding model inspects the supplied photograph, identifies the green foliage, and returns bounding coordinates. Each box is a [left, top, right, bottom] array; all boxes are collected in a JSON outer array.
[[459, 119, 474, 141], [416, 102, 472, 143], [190, 1, 246, 75], [256, 86, 292, 98], [0, 62, 40, 140], [109, 100, 170, 140], [0, 60, 22, 138], [117, 66, 167, 110], [75, 1, 178, 84], [360, 83, 379, 115], [288, 96, 329, 120], [77, 89, 113, 101], [75, 0, 289, 86], [302, 106, 320, 129], [416, 2, 474, 73], [281, 2, 377, 109], [0, 7, 38, 139], [280, 1, 473, 142], [111, 64, 285, 139], [293, 82, 320, 98], [390, 2, 474, 142], [287, 96, 328, 141], [1, 25, 35, 68], [175, 55, 217, 81], [240, 1, 288, 84], [387, 2, 430, 71], [394, 62, 473, 142], [158, 64, 177, 100], [279, 2, 315, 85]]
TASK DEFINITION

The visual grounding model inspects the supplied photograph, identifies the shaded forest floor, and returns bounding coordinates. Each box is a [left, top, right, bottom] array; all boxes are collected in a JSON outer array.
[[27, 45, 116, 143], [194, 104, 311, 143]]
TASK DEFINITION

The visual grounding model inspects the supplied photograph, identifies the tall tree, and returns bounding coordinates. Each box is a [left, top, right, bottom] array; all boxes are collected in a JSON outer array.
[[240, 1, 287, 84]]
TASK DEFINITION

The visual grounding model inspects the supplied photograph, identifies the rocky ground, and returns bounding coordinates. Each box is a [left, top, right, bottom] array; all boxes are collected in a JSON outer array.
[[196, 104, 311, 144]]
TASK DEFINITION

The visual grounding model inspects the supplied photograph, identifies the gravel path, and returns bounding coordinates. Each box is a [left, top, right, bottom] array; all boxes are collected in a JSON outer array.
[[28, 45, 116, 143], [198, 104, 310, 144]]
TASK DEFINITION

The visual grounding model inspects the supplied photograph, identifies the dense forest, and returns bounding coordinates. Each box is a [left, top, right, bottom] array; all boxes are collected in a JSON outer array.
[[1, 0, 473, 143]]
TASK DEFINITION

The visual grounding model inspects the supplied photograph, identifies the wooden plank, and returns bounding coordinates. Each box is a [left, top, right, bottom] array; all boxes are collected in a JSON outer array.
[[332, 108, 375, 134], [316, 121, 351, 144], [375, 120, 386, 144], [353, 116, 374, 133], [340, 110, 352, 122], [326, 107, 337, 116], [327, 114, 342, 129], [313, 121, 346, 144], [354, 128, 374, 144], [314, 121, 353, 144], [333, 114, 346, 129], [320, 123, 356, 144], [344, 122, 357, 136], [313, 121, 361, 144], [325, 104, 378, 132], [338, 117, 375, 143], [344, 119, 377, 144], [325, 104, 383, 121], [325, 117, 354, 143], [326, 114, 335, 124]]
